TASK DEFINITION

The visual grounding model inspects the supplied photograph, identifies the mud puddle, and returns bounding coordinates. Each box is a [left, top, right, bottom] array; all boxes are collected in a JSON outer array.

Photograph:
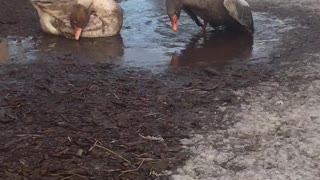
[[0, 0, 295, 73]]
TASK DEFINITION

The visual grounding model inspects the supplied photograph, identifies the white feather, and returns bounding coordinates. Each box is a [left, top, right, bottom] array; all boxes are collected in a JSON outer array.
[[238, 0, 249, 7], [30, 0, 123, 38]]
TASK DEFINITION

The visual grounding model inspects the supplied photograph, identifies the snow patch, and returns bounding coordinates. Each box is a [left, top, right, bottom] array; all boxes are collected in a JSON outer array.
[[170, 73, 320, 179]]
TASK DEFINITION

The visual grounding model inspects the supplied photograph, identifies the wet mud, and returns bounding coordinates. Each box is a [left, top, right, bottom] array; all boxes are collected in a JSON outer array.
[[1, 1, 294, 72], [0, 0, 318, 179]]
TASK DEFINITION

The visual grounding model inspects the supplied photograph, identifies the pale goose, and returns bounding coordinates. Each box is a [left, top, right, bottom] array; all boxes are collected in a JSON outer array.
[[30, 0, 123, 40]]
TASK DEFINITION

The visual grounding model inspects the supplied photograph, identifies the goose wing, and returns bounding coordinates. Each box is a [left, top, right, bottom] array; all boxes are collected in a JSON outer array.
[[82, 6, 123, 36], [223, 0, 254, 32], [183, 7, 203, 27]]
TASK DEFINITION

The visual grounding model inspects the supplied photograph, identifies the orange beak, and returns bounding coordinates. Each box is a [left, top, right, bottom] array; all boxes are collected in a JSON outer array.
[[170, 15, 178, 32], [74, 27, 82, 40]]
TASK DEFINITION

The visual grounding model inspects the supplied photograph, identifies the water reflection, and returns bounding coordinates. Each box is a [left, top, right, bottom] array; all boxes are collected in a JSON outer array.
[[170, 31, 253, 67], [0, 35, 124, 64], [0, 0, 294, 73], [0, 39, 8, 63], [36, 35, 124, 64]]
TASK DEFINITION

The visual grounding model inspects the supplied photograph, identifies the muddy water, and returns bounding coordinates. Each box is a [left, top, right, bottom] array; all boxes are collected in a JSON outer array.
[[0, 0, 294, 72]]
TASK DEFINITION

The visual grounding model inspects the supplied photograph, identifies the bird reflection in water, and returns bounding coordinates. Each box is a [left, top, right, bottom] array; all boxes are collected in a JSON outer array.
[[0, 38, 9, 63], [36, 34, 125, 64], [170, 31, 253, 68]]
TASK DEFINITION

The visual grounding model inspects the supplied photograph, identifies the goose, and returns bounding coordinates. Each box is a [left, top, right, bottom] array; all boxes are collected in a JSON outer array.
[[166, 0, 254, 34], [30, 0, 123, 40]]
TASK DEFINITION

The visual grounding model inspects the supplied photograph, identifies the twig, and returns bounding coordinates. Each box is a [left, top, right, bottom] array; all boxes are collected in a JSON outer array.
[[128, 77, 152, 80], [121, 160, 144, 174], [162, 134, 189, 138], [60, 173, 88, 180], [139, 134, 164, 142], [183, 82, 200, 90], [145, 112, 160, 117], [0, 93, 9, 102], [136, 157, 156, 161], [150, 170, 172, 177], [106, 169, 122, 173], [95, 144, 131, 164], [17, 134, 44, 137], [89, 140, 98, 152], [90, 141, 131, 164], [113, 93, 120, 99], [60, 175, 74, 180]]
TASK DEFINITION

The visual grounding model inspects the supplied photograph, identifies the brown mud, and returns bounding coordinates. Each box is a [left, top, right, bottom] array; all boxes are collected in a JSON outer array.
[[1, 0, 320, 179]]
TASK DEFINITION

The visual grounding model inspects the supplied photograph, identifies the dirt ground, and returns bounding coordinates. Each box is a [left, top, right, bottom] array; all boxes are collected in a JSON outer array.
[[172, 1, 320, 179], [1, 0, 320, 180]]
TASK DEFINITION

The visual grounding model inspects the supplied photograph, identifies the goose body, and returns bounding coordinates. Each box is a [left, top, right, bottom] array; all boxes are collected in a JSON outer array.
[[166, 0, 254, 34], [30, 0, 123, 39]]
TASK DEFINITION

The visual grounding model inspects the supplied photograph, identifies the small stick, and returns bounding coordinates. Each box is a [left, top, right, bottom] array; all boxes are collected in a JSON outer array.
[[0, 93, 9, 102], [17, 134, 44, 137], [106, 169, 122, 173], [139, 134, 164, 142], [60, 175, 74, 180], [60, 173, 88, 180], [128, 77, 152, 80], [95, 144, 131, 164], [90, 141, 131, 164], [121, 160, 144, 174], [113, 93, 120, 99], [136, 157, 156, 161], [89, 140, 98, 152]]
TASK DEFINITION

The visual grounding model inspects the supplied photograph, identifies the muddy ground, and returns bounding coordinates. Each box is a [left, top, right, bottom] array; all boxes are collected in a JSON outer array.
[[1, 0, 320, 180]]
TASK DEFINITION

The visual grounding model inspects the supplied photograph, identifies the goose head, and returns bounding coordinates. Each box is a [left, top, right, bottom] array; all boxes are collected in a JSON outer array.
[[166, 0, 182, 32], [70, 4, 91, 40]]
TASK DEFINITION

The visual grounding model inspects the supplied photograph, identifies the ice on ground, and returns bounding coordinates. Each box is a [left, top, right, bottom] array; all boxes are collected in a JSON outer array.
[[172, 76, 320, 180]]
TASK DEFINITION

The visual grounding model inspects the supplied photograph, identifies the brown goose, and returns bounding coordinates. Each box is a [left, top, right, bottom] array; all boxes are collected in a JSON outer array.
[[166, 0, 254, 34]]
